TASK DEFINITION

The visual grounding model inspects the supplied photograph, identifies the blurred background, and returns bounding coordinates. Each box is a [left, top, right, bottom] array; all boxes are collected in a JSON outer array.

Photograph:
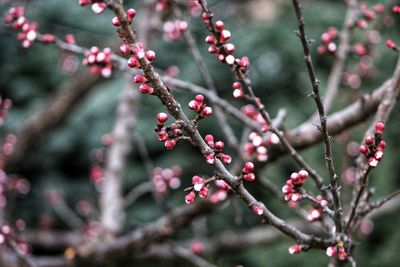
[[0, 0, 400, 266]]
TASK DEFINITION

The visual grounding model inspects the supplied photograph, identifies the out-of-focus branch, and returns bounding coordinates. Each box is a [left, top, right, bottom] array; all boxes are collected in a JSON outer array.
[[75, 200, 215, 266], [170, 243, 217, 267], [100, 78, 139, 237], [124, 181, 153, 208], [286, 78, 393, 150], [4, 70, 102, 170], [319, 0, 359, 115]]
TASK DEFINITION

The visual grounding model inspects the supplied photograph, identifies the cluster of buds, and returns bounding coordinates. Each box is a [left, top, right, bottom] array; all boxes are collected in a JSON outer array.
[[111, 8, 136, 26], [354, 3, 384, 30], [0, 224, 30, 256], [201, 17, 250, 71], [126, 42, 155, 69], [188, 1, 202, 16], [133, 74, 154, 94], [306, 195, 328, 222], [317, 27, 338, 55], [282, 170, 309, 205], [3, 6, 39, 48], [326, 241, 348, 261], [188, 94, 213, 118], [152, 166, 181, 196], [163, 20, 188, 41], [0, 171, 30, 208], [241, 162, 256, 182], [184, 175, 209, 204], [359, 122, 386, 167], [155, 0, 172, 12], [154, 112, 182, 150], [204, 134, 232, 165], [209, 179, 230, 204], [83, 46, 113, 78], [0, 97, 12, 125], [89, 133, 114, 187], [241, 105, 279, 162]]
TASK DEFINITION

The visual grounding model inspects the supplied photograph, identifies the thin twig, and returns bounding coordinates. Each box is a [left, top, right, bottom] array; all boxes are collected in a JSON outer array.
[[291, 0, 343, 234]]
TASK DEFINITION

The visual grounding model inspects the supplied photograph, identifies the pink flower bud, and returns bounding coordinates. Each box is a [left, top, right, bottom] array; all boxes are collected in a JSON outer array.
[[243, 162, 255, 174], [205, 153, 215, 165], [157, 130, 168, 141], [139, 83, 154, 94], [42, 34, 55, 43], [199, 187, 209, 198], [145, 50, 156, 61], [215, 20, 224, 31], [386, 39, 396, 49], [359, 145, 368, 155], [200, 106, 213, 117], [252, 203, 264, 216], [326, 246, 337, 257], [133, 75, 147, 83], [375, 122, 385, 134], [288, 244, 302, 254], [128, 57, 140, 68], [188, 100, 200, 112], [157, 112, 169, 124], [220, 153, 232, 164], [91, 2, 107, 14], [365, 136, 374, 146], [205, 35, 217, 45], [194, 94, 204, 103], [192, 175, 205, 191], [165, 139, 177, 150], [214, 141, 224, 152], [127, 8, 136, 22], [243, 173, 255, 182], [368, 157, 379, 167], [205, 134, 214, 147], [184, 191, 196, 204], [112, 16, 121, 26], [120, 44, 130, 54]]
